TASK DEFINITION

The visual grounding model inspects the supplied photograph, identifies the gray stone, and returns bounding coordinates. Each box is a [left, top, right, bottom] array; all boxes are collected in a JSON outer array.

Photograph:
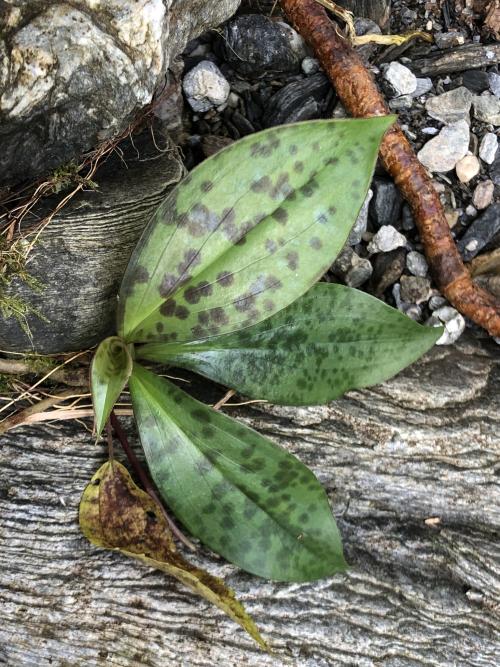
[[473, 94, 500, 126], [222, 15, 306, 77], [429, 295, 447, 310], [0, 0, 240, 185], [369, 179, 403, 228], [383, 62, 417, 96], [457, 203, 500, 261], [369, 248, 406, 296], [463, 70, 490, 94], [182, 61, 230, 112], [490, 150, 500, 185], [425, 86, 473, 124], [414, 77, 433, 97], [368, 226, 407, 254], [489, 71, 500, 97], [479, 132, 498, 164], [262, 73, 330, 127], [348, 189, 373, 245], [406, 251, 429, 277], [417, 121, 470, 173], [472, 180, 494, 210], [431, 306, 466, 345], [301, 57, 320, 75], [389, 95, 413, 111], [400, 275, 432, 304], [434, 31, 466, 49], [331, 247, 373, 288]]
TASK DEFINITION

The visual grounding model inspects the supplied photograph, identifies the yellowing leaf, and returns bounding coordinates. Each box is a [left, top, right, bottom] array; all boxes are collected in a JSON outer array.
[[79, 460, 268, 650]]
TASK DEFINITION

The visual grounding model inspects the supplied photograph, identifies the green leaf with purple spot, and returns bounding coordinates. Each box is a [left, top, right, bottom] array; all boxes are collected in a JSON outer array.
[[128, 363, 347, 581], [118, 117, 395, 345], [136, 283, 443, 405], [91, 336, 132, 437]]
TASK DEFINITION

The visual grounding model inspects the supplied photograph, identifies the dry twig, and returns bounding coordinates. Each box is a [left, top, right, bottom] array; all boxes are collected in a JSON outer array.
[[280, 0, 500, 337]]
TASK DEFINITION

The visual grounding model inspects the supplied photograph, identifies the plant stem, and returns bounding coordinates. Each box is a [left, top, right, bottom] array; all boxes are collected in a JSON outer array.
[[109, 411, 196, 551]]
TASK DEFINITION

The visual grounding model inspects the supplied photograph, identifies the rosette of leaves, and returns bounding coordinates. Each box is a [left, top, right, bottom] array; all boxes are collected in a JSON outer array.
[[88, 118, 441, 635]]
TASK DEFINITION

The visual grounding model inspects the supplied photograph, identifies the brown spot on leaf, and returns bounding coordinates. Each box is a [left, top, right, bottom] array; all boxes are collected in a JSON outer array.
[[251, 176, 272, 193], [286, 251, 299, 271], [160, 298, 177, 317], [217, 271, 234, 287], [272, 207, 288, 225]]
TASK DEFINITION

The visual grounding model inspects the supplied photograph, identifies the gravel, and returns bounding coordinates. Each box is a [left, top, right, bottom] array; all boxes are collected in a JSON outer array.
[[368, 226, 408, 254]]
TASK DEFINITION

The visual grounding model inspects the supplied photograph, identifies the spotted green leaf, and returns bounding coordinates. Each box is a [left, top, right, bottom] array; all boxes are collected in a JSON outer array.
[[91, 336, 132, 437], [136, 283, 442, 405], [128, 363, 347, 581], [118, 116, 395, 345]]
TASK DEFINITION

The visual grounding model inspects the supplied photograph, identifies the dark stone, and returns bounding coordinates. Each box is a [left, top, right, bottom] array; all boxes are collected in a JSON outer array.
[[369, 248, 406, 296], [221, 14, 305, 77], [369, 178, 403, 228], [262, 73, 332, 127], [462, 70, 490, 94], [489, 151, 500, 186], [457, 203, 500, 261]]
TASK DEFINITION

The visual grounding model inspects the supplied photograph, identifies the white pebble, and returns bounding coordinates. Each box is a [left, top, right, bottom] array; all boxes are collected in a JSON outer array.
[[384, 61, 417, 96], [406, 251, 429, 277], [367, 225, 407, 254], [479, 132, 498, 164], [183, 61, 230, 113], [455, 154, 480, 183]]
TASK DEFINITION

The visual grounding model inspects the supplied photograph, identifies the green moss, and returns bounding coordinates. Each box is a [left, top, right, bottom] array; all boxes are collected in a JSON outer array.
[[0, 237, 45, 338]]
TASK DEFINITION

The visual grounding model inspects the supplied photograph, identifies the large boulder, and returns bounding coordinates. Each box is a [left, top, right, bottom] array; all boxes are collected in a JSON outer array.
[[0, 0, 240, 185]]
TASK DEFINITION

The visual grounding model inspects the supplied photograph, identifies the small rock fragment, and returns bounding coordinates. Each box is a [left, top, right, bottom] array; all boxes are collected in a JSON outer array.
[[457, 203, 500, 260], [417, 120, 470, 173], [455, 154, 480, 183], [301, 57, 320, 75], [490, 150, 500, 185], [367, 225, 407, 254], [434, 31, 465, 49], [414, 77, 433, 97], [406, 250, 429, 277], [463, 70, 490, 94], [369, 178, 403, 228], [489, 71, 500, 97], [400, 275, 432, 304], [479, 132, 498, 164], [183, 61, 230, 113], [473, 93, 500, 125], [263, 73, 330, 127], [331, 247, 373, 288], [472, 180, 494, 210], [430, 306, 466, 345], [383, 61, 417, 96], [222, 15, 306, 76], [348, 189, 373, 245], [429, 295, 447, 310], [425, 86, 473, 124], [369, 248, 406, 296]]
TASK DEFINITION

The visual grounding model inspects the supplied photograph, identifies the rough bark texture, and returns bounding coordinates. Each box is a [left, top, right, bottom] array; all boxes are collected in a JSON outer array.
[[0, 336, 499, 666], [0, 0, 240, 184]]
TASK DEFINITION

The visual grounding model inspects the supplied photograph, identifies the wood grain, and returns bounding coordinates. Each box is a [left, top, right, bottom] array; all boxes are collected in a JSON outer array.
[[0, 134, 183, 354], [1, 335, 499, 666]]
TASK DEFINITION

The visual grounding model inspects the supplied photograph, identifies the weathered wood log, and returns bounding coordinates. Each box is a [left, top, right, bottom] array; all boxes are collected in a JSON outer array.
[[1, 336, 499, 665], [0, 133, 183, 354], [407, 43, 500, 76]]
